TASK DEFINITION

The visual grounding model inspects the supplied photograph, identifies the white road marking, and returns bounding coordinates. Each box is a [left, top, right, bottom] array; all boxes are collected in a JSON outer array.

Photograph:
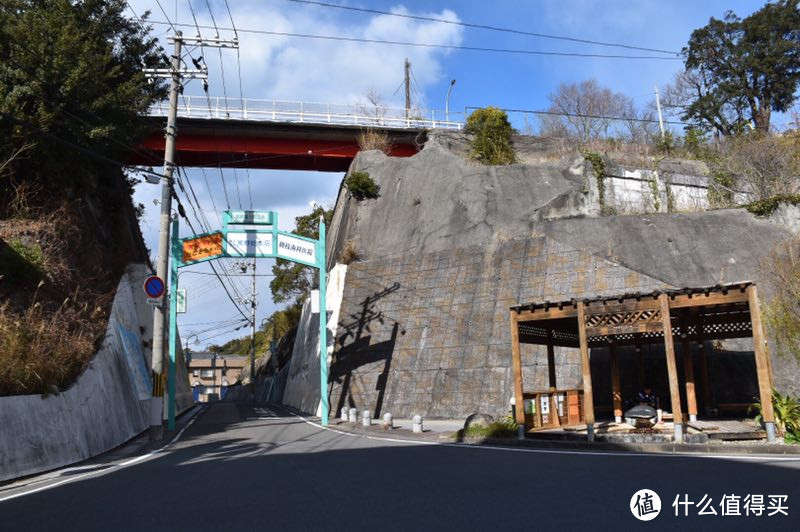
[[295, 413, 800, 462], [0, 406, 205, 503], [3, 404, 797, 504]]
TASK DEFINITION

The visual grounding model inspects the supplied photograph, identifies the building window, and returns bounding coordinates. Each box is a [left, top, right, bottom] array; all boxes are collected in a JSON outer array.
[[193, 369, 199, 377], [200, 369, 214, 379]]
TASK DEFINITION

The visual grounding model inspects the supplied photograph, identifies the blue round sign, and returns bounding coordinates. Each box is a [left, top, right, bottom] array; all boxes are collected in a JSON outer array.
[[143, 275, 165, 298]]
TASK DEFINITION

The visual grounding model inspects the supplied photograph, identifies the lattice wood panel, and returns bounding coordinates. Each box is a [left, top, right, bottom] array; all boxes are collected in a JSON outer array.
[[585, 308, 661, 328]]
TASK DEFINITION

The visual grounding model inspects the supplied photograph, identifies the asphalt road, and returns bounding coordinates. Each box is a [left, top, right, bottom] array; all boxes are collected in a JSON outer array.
[[1, 402, 799, 531]]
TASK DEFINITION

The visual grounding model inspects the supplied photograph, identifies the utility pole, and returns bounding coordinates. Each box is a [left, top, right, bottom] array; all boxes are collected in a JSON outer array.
[[404, 58, 411, 124], [143, 31, 235, 439], [654, 85, 666, 139]]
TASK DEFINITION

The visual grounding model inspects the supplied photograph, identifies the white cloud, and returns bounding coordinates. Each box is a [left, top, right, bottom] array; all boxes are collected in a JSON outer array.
[[131, 1, 463, 107], [126, 1, 464, 346]]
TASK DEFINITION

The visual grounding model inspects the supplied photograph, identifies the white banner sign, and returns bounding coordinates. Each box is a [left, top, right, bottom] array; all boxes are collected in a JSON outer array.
[[176, 289, 187, 313], [226, 232, 273, 257], [227, 210, 273, 225], [277, 233, 316, 264]]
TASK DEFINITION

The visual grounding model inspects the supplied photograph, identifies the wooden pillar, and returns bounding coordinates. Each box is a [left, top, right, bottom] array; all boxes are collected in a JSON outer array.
[[696, 312, 712, 416], [681, 315, 698, 422], [636, 342, 645, 389], [509, 311, 526, 428], [746, 285, 776, 442], [546, 329, 557, 390], [682, 337, 698, 422], [698, 341, 712, 416], [577, 302, 595, 441], [609, 342, 622, 423], [546, 329, 559, 428], [659, 293, 684, 443]]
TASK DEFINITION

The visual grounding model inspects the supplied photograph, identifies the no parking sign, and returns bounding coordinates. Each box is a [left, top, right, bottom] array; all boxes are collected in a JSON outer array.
[[143, 275, 165, 305]]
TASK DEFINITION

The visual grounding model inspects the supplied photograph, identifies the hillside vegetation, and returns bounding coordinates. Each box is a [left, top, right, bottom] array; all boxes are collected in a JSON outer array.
[[0, 1, 165, 395]]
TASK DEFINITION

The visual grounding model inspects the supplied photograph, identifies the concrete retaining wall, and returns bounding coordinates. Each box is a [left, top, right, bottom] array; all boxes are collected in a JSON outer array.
[[281, 264, 348, 415], [320, 138, 800, 420], [329, 236, 667, 419], [0, 264, 191, 482]]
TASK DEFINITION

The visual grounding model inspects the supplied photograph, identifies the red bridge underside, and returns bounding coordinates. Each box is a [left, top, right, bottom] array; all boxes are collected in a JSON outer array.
[[130, 118, 422, 172]]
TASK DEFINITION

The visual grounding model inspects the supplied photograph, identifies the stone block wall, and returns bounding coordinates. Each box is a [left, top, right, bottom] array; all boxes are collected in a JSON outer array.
[[328, 236, 667, 419]]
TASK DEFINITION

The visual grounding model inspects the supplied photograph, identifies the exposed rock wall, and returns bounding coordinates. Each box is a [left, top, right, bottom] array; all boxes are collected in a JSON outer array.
[[305, 133, 800, 420], [330, 236, 667, 418]]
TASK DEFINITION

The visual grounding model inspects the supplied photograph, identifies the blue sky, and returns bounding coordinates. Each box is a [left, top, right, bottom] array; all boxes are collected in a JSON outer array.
[[129, 0, 771, 350]]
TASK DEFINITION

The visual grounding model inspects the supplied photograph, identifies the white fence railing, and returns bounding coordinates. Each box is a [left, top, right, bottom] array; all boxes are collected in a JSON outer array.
[[149, 96, 464, 130]]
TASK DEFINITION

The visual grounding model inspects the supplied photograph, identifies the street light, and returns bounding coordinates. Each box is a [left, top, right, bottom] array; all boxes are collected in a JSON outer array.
[[445, 79, 456, 122]]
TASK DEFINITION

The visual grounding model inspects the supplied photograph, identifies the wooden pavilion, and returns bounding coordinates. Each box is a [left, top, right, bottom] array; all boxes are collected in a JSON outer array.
[[509, 282, 777, 442]]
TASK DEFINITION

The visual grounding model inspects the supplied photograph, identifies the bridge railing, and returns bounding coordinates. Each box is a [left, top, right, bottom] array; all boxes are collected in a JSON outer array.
[[149, 96, 464, 130]]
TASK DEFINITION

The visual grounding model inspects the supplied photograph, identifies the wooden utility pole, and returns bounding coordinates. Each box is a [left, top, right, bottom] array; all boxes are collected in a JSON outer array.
[[143, 31, 236, 438], [404, 58, 411, 123]]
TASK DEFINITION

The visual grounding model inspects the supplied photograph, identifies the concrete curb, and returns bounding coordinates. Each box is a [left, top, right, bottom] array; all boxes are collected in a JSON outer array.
[[276, 404, 800, 457]]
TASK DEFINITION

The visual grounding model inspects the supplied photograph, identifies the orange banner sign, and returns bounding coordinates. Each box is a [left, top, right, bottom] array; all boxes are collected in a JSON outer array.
[[182, 232, 223, 263]]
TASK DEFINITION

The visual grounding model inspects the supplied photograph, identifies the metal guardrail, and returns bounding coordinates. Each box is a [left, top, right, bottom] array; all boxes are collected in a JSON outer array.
[[149, 96, 464, 130]]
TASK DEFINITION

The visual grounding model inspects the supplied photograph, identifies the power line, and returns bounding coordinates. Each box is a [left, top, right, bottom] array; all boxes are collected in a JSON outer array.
[[172, 191, 252, 323], [471, 106, 689, 126], [154, 0, 179, 33], [142, 21, 681, 60], [0, 111, 170, 181], [180, 271, 275, 277], [284, 0, 680, 56], [218, 167, 232, 209], [199, 167, 222, 226]]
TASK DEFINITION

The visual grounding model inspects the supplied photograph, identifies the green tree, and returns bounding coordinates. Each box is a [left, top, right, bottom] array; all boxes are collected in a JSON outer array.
[[269, 205, 333, 304], [678, 1, 800, 134], [465, 106, 516, 165], [0, 0, 166, 206]]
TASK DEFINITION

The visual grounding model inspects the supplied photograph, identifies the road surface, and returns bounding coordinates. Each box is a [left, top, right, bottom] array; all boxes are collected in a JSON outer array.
[[1, 402, 798, 531]]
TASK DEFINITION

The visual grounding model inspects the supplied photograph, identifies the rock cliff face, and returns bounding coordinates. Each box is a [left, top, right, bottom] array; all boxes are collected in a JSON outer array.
[[319, 133, 799, 419]]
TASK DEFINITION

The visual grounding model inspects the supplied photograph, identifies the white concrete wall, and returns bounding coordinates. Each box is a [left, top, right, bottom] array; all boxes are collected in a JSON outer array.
[[281, 264, 348, 415], [604, 168, 712, 214], [0, 263, 191, 482]]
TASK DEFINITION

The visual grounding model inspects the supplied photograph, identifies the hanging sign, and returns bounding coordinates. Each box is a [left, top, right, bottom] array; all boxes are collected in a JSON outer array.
[[176, 288, 187, 314], [277, 233, 316, 264], [226, 231, 273, 257], [182, 232, 224, 264]]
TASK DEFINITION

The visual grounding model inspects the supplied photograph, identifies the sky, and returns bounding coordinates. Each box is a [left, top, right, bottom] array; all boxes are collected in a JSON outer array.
[[128, 0, 772, 350]]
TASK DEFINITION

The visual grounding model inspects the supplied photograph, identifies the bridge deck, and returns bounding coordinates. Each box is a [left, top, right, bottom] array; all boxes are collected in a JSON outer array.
[[131, 117, 425, 171]]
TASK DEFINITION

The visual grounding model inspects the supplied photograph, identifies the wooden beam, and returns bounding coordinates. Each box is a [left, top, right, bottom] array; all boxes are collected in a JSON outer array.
[[668, 291, 749, 309], [509, 310, 526, 427], [577, 301, 595, 440], [747, 285, 775, 425], [585, 321, 664, 338], [513, 306, 579, 322], [659, 293, 684, 442], [609, 343, 622, 422]]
